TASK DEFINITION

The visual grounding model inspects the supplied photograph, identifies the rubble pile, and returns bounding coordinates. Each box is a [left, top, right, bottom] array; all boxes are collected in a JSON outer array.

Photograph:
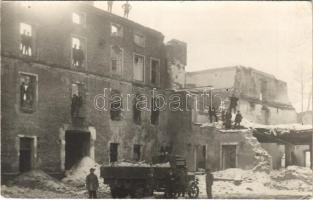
[[241, 130, 272, 173], [7, 170, 71, 192], [210, 166, 312, 197], [62, 156, 104, 189], [269, 166, 313, 192], [1, 185, 81, 198]]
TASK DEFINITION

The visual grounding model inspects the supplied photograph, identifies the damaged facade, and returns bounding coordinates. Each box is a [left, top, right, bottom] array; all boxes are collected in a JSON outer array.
[[1, 2, 185, 175], [186, 66, 297, 125], [2, 2, 311, 180]]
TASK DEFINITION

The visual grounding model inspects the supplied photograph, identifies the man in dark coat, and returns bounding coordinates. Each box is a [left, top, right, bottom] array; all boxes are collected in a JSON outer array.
[[234, 111, 243, 128], [225, 110, 232, 129], [107, 1, 113, 13], [20, 30, 27, 54], [86, 168, 99, 199], [122, 1, 132, 18], [206, 168, 214, 199], [208, 106, 218, 123], [25, 32, 32, 56], [166, 169, 176, 198], [20, 76, 33, 108], [71, 94, 80, 117], [77, 45, 85, 68], [229, 94, 238, 113], [72, 44, 78, 67]]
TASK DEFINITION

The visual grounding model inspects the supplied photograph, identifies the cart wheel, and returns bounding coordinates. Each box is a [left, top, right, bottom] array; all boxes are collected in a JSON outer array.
[[188, 183, 199, 198], [110, 187, 117, 198]]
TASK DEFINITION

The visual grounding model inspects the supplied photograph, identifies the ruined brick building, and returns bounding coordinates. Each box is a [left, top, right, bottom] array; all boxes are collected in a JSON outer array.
[[186, 66, 298, 125], [1, 2, 187, 176], [2, 2, 309, 179]]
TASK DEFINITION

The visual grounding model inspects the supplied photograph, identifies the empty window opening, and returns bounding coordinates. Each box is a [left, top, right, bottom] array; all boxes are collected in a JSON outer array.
[[196, 145, 206, 170], [134, 32, 145, 47], [72, 12, 86, 25], [133, 144, 142, 161], [305, 151, 311, 168], [65, 131, 90, 170], [133, 54, 144, 82], [20, 23, 32, 56], [19, 137, 34, 172], [133, 94, 142, 124], [110, 45, 123, 75], [221, 145, 237, 169], [20, 73, 37, 113], [72, 37, 86, 68], [151, 59, 159, 84], [71, 83, 85, 118], [110, 143, 119, 163], [111, 23, 123, 37], [151, 98, 160, 125], [110, 90, 122, 121]]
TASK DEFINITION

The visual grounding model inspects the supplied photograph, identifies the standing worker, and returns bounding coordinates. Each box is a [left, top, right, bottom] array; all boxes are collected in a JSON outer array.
[[225, 110, 232, 129], [229, 94, 239, 114], [107, 1, 113, 13], [234, 110, 243, 129], [86, 168, 99, 199], [122, 1, 132, 18], [206, 168, 214, 199]]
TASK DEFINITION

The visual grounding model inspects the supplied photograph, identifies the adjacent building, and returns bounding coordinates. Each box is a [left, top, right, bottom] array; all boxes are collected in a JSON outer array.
[[186, 66, 297, 125]]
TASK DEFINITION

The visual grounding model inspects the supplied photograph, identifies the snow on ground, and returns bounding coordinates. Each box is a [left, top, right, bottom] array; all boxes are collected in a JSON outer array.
[[7, 170, 72, 193], [62, 156, 110, 193], [1, 170, 98, 198], [195, 166, 313, 198]]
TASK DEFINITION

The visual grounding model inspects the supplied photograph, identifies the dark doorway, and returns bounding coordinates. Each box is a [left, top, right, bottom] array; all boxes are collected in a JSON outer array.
[[133, 144, 141, 161], [19, 137, 34, 172], [221, 145, 237, 169], [196, 145, 206, 170], [65, 131, 90, 170], [110, 143, 119, 163]]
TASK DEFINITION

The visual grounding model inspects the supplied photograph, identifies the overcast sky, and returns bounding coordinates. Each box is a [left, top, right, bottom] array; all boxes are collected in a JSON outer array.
[[94, 1, 312, 112]]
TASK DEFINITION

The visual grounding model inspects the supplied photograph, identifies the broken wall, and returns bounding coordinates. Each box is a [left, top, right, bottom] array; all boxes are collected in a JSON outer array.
[[206, 129, 272, 172], [166, 39, 187, 89]]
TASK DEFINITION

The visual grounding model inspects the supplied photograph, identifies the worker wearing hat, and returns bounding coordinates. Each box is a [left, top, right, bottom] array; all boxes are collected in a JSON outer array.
[[86, 168, 99, 198]]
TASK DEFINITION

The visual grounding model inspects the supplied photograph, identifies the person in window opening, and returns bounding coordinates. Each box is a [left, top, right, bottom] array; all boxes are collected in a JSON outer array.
[[86, 168, 99, 199], [77, 45, 85, 68], [229, 94, 238, 114], [72, 44, 79, 67], [71, 93, 82, 117], [122, 1, 131, 18], [107, 1, 113, 13], [20, 76, 34, 109], [225, 110, 232, 129], [25, 31, 32, 56], [20, 30, 27, 54], [208, 106, 218, 123], [234, 110, 243, 129], [221, 109, 226, 125]]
